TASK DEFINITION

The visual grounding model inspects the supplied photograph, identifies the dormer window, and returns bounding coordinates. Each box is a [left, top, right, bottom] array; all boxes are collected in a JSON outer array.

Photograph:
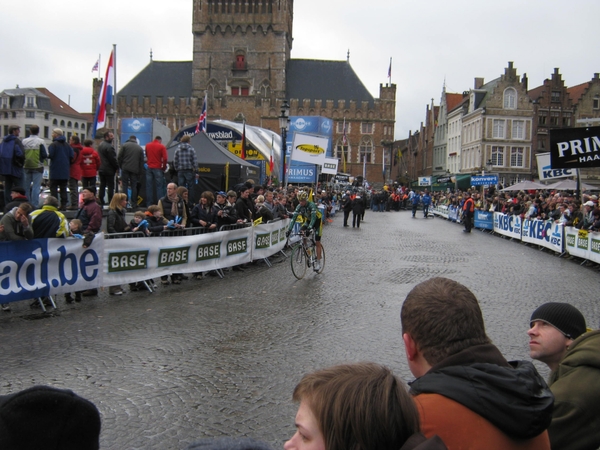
[[26, 96, 35, 108], [1, 97, 8, 109]]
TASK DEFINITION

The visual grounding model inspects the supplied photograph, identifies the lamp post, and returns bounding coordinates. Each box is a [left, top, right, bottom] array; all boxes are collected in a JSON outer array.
[[482, 159, 493, 208], [279, 100, 290, 188]]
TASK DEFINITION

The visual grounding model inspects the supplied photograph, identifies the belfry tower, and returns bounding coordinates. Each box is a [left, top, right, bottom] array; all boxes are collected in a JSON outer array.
[[192, 0, 293, 115]]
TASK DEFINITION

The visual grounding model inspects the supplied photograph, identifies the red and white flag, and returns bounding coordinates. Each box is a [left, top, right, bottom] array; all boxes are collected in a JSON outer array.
[[92, 50, 114, 137]]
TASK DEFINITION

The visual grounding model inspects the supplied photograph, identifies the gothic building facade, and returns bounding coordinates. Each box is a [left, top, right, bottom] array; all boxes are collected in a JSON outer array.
[[110, 0, 396, 183]]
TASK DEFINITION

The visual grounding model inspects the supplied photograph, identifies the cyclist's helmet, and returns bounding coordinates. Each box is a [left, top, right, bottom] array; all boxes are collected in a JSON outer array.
[[297, 191, 309, 201]]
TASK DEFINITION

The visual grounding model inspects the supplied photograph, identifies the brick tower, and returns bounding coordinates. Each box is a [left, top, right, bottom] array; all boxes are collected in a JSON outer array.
[[192, 0, 293, 117]]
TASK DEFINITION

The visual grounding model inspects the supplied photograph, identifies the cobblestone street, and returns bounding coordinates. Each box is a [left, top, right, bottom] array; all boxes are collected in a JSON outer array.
[[1, 209, 598, 450]]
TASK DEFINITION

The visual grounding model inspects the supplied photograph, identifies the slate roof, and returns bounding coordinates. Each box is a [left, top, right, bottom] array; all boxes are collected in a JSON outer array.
[[527, 84, 545, 102], [36, 88, 87, 119], [117, 59, 376, 107], [1, 88, 51, 111], [118, 61, 193, 103], [286, 59, 374, 108]]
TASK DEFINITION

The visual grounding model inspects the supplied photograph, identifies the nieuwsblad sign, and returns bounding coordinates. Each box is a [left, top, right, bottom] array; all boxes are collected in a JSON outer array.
[[550, 126, 600, 169]]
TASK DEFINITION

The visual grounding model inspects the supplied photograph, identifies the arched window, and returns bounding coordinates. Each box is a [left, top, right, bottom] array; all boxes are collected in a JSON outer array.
[[53, 119, 58, 125], [74, 122, 79, 129], [503, 87, 517, 109], [359, 137, 373, 163], [67, 121, 72, 128], [60, 120, 65, 126], [334, 137, 349, 164]]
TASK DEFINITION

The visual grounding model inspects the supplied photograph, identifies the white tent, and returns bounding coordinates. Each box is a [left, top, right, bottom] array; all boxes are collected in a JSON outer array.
[[545, 179, 598, 191], [500, 180, 546, 191]]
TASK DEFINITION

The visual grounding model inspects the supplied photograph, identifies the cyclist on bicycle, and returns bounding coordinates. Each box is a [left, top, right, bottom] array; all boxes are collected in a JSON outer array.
[[286, 190, 323, 271]]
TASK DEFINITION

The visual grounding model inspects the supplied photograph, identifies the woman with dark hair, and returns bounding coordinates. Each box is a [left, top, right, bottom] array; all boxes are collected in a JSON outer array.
[[176, 186, 191, 222], [190, 191, 217, 231], [285, 363, 446, 450]]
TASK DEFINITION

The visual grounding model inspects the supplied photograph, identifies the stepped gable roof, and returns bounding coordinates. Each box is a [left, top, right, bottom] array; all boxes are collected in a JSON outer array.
[[118, 60, 193, 103], [567, 81, 590, 105], [446, 93, 464, 112], [287, 59, 375, 108], [36, 87, 86, 119]]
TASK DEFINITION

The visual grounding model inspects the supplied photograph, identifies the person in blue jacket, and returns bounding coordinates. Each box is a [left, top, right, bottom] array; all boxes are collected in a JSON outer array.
[[47, 128, 74, 211]]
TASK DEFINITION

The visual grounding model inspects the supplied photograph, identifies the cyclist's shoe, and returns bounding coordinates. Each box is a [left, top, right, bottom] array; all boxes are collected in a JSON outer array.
[[313, 260, 321, 272]]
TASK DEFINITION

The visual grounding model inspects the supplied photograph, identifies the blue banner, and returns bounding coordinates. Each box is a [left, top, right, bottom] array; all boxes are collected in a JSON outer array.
[[474, 210, 493, 230], [471, 175, 498, 186]]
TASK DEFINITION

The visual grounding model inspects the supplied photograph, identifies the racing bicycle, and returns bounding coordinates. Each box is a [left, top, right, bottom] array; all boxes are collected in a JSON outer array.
[[288, 229, 326, 280]]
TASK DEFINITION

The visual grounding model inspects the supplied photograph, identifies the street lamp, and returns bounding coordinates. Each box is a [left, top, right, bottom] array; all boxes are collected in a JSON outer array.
[[279, 100, 290, 187]]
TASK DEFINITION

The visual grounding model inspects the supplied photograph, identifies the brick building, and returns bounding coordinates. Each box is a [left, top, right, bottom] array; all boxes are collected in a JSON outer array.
[[109, 0, 396, 184]]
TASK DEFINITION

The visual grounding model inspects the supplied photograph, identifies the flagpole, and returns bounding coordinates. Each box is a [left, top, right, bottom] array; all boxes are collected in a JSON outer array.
[[98, 53, 101, 79], [112, 44, 117, 142]]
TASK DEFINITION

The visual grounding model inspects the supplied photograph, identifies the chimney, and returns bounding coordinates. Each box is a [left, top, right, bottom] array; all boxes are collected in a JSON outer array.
[[474, 78, 484, 89], [521, 73, 528, 91]]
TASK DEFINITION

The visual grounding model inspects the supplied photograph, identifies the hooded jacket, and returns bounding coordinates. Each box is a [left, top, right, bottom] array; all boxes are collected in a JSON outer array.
[[0, 134, 25, 178], [69, 143, 83, 180], [409, 344, 552, 449], [80, 146, 101, 177], [546, 330, 600, 450], [48, 135, 74, 180]]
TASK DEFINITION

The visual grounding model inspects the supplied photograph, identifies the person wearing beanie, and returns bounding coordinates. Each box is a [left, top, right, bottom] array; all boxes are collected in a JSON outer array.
[[0, 385, 101, 450], [528, 302, 600, 450]]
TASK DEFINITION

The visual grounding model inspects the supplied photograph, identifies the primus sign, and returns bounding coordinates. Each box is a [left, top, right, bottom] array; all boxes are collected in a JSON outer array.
[[550, 126, 600, 168]]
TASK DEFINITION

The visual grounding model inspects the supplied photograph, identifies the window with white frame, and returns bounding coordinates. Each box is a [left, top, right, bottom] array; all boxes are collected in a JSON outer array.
[[359, 138, 373, 163], [504, 88, 517, 109], [493, 119, 505, 138], [26, 96, 35, 108], [1, 97, 8, 109], [492, 146, 504, 166], [334, 140, 350, 162], [337, 121, 350, 134], [512, 120, 525, 140], [361, 122, 373, 134], [510, 147, 524, 167]]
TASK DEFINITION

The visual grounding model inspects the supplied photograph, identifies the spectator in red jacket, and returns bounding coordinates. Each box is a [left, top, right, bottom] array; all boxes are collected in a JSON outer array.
[[145, 136, 168, 207], [68, 136, 83, 210], [80, 139, 100, 190]]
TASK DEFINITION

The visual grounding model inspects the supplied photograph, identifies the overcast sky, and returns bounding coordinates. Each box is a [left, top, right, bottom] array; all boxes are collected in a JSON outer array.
[[2, 0, 599, 139]]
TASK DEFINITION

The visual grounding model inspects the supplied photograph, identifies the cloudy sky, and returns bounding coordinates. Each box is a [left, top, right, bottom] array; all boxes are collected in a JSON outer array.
[[2, 0, 599, 139]]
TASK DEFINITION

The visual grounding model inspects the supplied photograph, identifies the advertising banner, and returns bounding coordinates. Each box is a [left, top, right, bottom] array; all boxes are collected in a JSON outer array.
[[322, 158, 338, 175], [536, 153, 576, 181], [251, 221, 289, 260], [493, 213, 522, 239], [0, 235, 104, 303], [471, 175, 498, 186], [521, 219, 564, 253], [121, 118, 153, 147], [103, 227, 253, 285], [474, 210, 493, 230], [550, 126, 600, 169], [564, 227, 600, 264], [418, 177, 431, 186], [290, 132, 328, 166]]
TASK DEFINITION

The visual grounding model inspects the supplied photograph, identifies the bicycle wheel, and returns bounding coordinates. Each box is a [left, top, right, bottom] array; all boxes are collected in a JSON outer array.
[[290, 244, 307, 280], [315, 244, 326, 274]]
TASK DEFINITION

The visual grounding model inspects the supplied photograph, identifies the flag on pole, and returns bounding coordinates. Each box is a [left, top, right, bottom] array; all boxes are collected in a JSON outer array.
[[195, 93, 207, 134], [240, 121, 247, 159], [269, 134, 274, 173], [342, 118, 347, 173], [362, 155, 366, 180], [91, 58, 99, 73], [387, 57, 392, 80], [92, 50, 115, 138]]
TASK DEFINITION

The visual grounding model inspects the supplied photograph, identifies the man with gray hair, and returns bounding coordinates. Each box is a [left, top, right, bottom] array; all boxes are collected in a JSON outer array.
[[47, 128, 74, 211], [30, 195, 69, 239], [528, 302, 600, 450]]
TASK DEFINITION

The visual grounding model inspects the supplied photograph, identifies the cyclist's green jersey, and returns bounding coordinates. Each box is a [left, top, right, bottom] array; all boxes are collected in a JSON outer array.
[[288, 201, 322, 236]]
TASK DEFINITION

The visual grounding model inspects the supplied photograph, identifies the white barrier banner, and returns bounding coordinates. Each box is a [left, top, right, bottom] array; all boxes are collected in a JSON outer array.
[[252, 220, 290, 260], [564, 227, 600, 264], [103, 227, 254, 285], [493, 213, 522, 239], [521, 219, 564, 253]]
